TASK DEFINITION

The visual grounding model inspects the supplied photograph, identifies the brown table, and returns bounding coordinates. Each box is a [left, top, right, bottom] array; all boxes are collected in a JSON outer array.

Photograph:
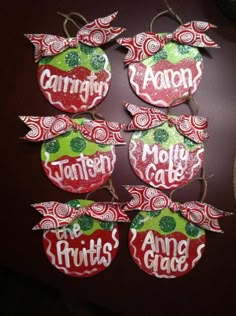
[[2, 0, 236, 314]]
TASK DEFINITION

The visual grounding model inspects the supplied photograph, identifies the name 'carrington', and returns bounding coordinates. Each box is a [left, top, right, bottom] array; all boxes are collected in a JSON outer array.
[[39, 70, 109, 103]]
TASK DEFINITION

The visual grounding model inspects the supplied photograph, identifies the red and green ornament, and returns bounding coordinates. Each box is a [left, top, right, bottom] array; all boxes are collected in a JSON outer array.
[[124, 185, 231, 278], [125, 102, 208, 189], [25, 12, 125, 113], [32, 199, 130, 277], [20, 115, 125, 193], [117, 21, 218, 107]]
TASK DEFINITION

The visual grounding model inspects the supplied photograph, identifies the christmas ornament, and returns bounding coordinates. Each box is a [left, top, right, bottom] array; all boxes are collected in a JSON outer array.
[[117, 13, 218, 107], [32, 198, 130, 277], [20, 115, 125, 193], [124, 185, 231, 278], [25, 12, 125, 113], [125, 102, 208, 189]]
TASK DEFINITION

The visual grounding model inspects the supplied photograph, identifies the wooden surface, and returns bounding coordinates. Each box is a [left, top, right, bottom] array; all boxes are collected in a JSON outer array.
[[1, 0, 236, 315]]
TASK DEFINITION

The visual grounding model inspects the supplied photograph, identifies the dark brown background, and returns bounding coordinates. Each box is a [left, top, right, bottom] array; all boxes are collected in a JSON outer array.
[[1, 0, 236, 315]]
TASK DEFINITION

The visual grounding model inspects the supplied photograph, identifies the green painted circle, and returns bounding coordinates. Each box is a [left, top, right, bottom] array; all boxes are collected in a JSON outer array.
[[131, 213, 145, 229], [147, 210, 161, 217], [70, 137, 86, 153], [153, 128, 169, 143], [61, 130, 72, 137], [80, 43, 95, 55], [40, 56, 53, 64], [90, 55, 106, 71], [65, 51, 81, 68], [77, 214, 94, 231], [99, 221, 115, 230], [140, 130, 149, 138], [45, 139, 60, 153], [142, 34, 202, 67], [159, 216, 176, 232], [185, 222, 200, 237], [67, 199, 80, 209], [177, 44, 192, 55], [152, 49, 168, 62], [184, 137, 196, 148]]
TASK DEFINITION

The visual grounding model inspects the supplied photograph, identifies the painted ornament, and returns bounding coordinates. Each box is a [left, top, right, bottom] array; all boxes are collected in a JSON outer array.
[[125, 102, 208, 189], [117, 22, 218, 107], [20, 115, 125, 193], [32, 199, 130, 277], [25, 12, 125, 113], [124, 185, 231, 278]]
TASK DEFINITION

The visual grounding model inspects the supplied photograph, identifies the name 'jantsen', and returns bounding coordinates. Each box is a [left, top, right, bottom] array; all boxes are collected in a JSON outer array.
[[39, 69, 109, 103], [50, 153, 113, 181]]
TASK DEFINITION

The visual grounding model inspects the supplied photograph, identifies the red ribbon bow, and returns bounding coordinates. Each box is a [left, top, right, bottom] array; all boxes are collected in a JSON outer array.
[[32, 201, 130, 230], [19, 115, 125, 145], [117, 21, 219, 64], [25, 12, 125, 62], [124, 185, 232, 233], [125, 102, 208, 144]]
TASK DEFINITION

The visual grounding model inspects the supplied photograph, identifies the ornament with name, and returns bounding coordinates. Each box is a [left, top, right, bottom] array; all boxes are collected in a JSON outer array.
[[125, 102, 208, 189], [32, 199, 130, 277], [124, 185, 231, 278], [25, 12, 125, 113], [20, 115, 125, 193], [117, 22, 218, 107]]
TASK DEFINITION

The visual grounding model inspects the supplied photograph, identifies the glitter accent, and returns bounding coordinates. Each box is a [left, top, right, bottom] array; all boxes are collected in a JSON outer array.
[[184, 137, 196, 148], [131, 213, 145, 229], [147, 210, 161, 217], [65, 51, 81, 68], [99, 221, 115, 230], [80, 43, 95, 55], [153, 128, 169, 143], [90, 55, 106, 70], [159, 216, 176, 232], [152, 49, 168, 62], [185, 222, 200, 237], [70, 137, 86, 153], [177, 44, 191, 54], [77, 214, 94, 231], [67, 199, 80, 209], [45, 139, 60, 153]]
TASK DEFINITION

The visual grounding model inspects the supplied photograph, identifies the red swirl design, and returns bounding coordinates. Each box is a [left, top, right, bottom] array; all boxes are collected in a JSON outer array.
[[25, 12, 124, 62], [117, 21, 218, 64], [124, 103, 208, 144], [32, 202, 78, 230], [20, 116, 125, 145], [124, 185, 170, 211], [81, 202, 130, 222], [32, 201, 130, 230], [124, 186, 231, 232]]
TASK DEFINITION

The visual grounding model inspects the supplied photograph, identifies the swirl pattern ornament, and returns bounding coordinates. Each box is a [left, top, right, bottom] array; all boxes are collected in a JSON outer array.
[[124, 102, 208, 143], [25, 12, 125, 62], [124, 185, 232, 232], [32, 201, 130, 230], [117, 21, 218, 64], [20, 115, 125, 145], [32, 202, 78, 230]]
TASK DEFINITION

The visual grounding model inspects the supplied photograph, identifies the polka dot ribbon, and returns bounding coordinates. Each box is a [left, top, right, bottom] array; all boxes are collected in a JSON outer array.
[[117, 21, 219, 64], [19, 115, 125, 145], [124, 185, 232, 233], [25, 12, 125, 62], [125, 102, 208, 144], [32, 201, 130, 230]]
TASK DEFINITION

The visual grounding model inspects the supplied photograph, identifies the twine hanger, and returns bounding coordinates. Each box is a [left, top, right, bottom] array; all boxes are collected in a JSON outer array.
[[149, 0, 183, 32], [166, 89, 200, 117], [86, 178, 119, 202], [57, 11, 88, 37], [170, 167, 214, 203]]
